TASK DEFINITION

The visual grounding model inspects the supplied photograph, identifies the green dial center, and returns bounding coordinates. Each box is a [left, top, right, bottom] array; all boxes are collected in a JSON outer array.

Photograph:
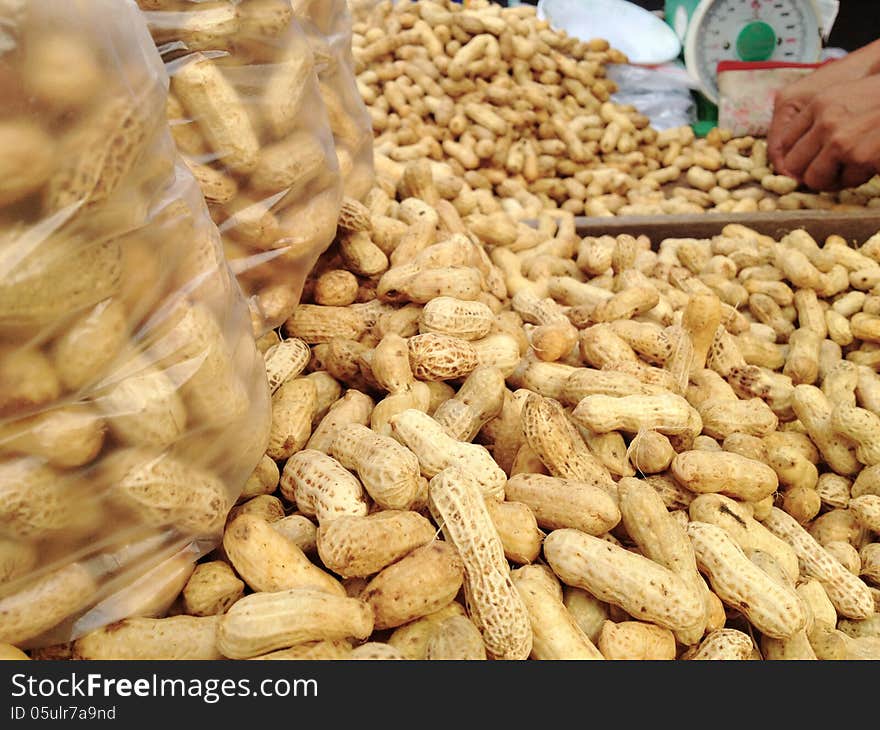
[[736, 21, 777, 62]]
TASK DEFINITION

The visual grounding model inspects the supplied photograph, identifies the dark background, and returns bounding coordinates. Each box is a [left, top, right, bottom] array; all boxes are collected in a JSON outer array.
[[510, 0, 876, 52]]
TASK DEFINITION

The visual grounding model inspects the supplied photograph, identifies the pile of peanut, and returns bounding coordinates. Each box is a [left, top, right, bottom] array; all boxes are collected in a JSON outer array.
[[8, 157, 880, 660], [353, 0, 880, 218]]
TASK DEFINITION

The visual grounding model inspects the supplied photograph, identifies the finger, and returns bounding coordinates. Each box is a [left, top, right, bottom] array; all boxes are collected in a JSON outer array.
[[840, 163, 876, 190], [781, 122, 826, 181], [842, 124, 880, 187], [768, 105, 802, 167], [769, 104, 814, 168], [802, 142, 843, 191]]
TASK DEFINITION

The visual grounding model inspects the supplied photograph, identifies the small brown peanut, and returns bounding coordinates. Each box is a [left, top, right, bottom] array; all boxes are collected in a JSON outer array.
[[425, 615, 487, 661], [573, 393, 702, 443], [267, 378, 317, 460], [223, 515, 344, 596], [544, 529, 705, 635], [792, 385, 861, 476], [817, 473, 852, 509], [227, 495, 285, 525], [361, 542, 465, 630], [832, 405, 880, 466], [504, 473, 619, 535], [217, 588, 373, 659], [389, 409, 506, 499], [687, 521, 805, 639], [483, 498, 543, 565], [240, 455, 280, 500], [688, 629, 753, 660], [688, 494, 799, 582], [316, 511, 436, 578], [763, 507, 874, 619], [598, 620, 676, 660], [182, 562, 245, 617], [628, 431, 675, 474], [332, 423, 424, 509], [672, 450, 778, 502], [314, 270, 359, 307], [387, 602, 467, 660], [280, 450, 369, 523], [306, 389, 374, 454], [521, 393, 615, 492], [511, 564, 603, 660], [783, 328, 822, 385], [419, 296, 494, 340], [408, 333, 479, 380], [271, 515, 318, 555], [73, 616, 222, 660], [433, 365, 506, 441], [850, 495, 880, 533], [429, 466, 533, 660]]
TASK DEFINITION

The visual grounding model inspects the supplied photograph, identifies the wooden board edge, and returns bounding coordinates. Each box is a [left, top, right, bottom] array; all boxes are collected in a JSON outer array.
[[569, 211, 880, 245]]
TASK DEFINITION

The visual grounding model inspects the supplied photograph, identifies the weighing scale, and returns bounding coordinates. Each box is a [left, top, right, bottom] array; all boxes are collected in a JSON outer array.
[[680, 0, 823, 104], [664, 0, 824, 134], [539, 1, 832, 135]]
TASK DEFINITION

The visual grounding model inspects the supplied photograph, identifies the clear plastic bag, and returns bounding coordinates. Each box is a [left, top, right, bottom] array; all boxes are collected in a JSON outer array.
[[608, 63, 697, 132], [138, 0, 344, 336], [297, 0, 375, 202], [0, 0, 270, 647]]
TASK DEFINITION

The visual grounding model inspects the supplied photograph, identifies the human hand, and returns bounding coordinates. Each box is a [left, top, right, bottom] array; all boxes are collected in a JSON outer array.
[[768, 40, 880, 176], [769, 74, 880, 191]]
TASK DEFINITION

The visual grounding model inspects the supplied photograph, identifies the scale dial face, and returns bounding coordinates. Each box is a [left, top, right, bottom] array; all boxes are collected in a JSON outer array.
[[685, 0, 822, 103]]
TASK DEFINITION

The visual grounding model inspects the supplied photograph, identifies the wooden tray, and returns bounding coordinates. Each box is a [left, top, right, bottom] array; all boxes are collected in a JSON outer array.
[[572, 210, 880, 245]]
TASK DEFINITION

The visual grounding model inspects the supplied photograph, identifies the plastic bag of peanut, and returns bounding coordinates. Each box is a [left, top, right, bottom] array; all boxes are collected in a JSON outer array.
[[0, 0, 270, 648], [295, 0, 375, 202], [137, 0, 344, 336]]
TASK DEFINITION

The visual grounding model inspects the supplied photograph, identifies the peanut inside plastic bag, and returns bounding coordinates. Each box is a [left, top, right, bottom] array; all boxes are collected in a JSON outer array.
[[296, 0, 375, 202], [138, 0, 345, 336], [0, 0, 270, 647]]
